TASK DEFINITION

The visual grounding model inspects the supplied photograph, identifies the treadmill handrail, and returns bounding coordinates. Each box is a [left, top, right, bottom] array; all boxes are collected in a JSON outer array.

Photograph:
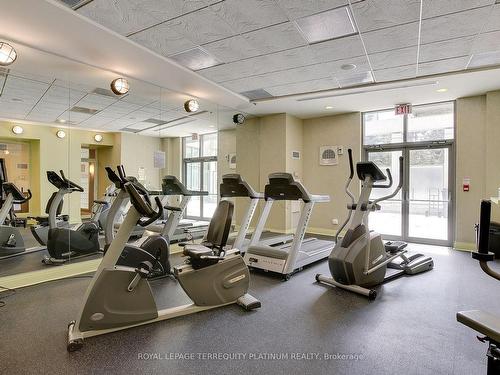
[[309, 194, 330, 203]]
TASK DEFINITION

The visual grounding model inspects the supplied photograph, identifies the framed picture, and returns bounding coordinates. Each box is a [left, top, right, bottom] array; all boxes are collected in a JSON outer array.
[[319, 146, 338, 166]]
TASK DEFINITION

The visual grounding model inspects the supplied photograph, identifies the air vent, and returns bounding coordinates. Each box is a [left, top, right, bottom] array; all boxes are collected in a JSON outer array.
[[121, 127, 142, 133], [295, 6, 357, 44], [336, 71, 374, 88], [92, 87, 118, 98], [240, 89, 274, 100], [169, 47, 220, 71], [70, 106, 100, 115], [57, 0, 87, 8], [0, 144, 7, 151], [291, 151, 301, 160], [143, 118, 168, 125], [17, 163, 28, 169]]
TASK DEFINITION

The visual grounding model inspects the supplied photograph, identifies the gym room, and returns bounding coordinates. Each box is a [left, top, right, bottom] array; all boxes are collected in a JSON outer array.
[[0, 1, 499, 374]]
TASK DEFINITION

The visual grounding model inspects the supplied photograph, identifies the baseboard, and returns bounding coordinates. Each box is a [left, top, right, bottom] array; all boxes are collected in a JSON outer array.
[[0, 258, 101, 289], [453, 242, 476, 252]]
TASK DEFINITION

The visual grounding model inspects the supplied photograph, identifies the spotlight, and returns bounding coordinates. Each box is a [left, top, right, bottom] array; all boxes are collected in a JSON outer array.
[[184, 99, 199, 113], [94, 134, 103, 142], [56, 130, 66, 139], [0, 42, 17, 66], [12, 125, 23, 135], [232, 113, 245, 125], [110, 78, 129, 95]]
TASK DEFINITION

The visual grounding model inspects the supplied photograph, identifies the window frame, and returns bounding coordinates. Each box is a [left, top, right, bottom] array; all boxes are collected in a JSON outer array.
[[182, 133, 218, 220]]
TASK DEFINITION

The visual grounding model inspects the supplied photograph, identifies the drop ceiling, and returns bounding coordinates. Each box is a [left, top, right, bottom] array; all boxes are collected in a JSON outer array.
[[63, 0, 500, 100]]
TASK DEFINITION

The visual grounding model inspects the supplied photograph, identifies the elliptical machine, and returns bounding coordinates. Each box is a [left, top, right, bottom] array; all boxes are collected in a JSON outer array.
[[104, 166, 170, 278], [43, 170, 101, 264], [67, 176, 260, 351], [316, 149, 434, 299], [457, 200, 500, 374], [0, 182, 32, 256]]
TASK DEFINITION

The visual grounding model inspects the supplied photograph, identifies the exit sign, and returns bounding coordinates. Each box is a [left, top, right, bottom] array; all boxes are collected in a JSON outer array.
[[395, 103, 412, 115]]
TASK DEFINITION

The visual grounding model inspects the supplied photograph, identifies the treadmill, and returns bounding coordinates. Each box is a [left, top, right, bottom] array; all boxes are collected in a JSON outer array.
[[244, 173, 334, 280], [145, 175, 209, 243], [220, 173, 292, 252]]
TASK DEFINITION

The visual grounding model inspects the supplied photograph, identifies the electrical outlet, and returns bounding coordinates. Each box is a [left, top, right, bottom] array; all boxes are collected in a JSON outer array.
[[332, 218, 339, 225]]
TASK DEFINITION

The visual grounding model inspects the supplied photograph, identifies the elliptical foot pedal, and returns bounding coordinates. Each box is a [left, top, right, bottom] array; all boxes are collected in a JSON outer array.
[[237, 293, 261, 310]]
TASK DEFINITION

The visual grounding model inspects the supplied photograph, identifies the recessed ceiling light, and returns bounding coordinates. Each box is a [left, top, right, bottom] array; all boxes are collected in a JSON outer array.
[[11, 98, 23, 102], [94, 134, 103, 143], [341, 63, 357, 71], [209, 125, 215, 128], [0, 42, 17, 66], [325, 106, 333, 110], [11, 125, 23, 135], [110, 78, 129, 95], [436, 88, 448, 93], [56, 130, 66, 139], [56, 118, 67, 123], [295, 6, 357, 44], [184, 99, 199, 113]]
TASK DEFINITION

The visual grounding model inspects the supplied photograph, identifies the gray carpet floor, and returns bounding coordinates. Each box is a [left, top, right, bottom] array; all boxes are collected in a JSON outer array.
[[1, 244, 499, 375]]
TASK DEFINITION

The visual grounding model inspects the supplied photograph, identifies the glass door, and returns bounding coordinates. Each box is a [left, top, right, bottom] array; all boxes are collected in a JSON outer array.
[[367, 145, 453, 245], [407, 146, 452, 245], [367, 149, 404, 240]]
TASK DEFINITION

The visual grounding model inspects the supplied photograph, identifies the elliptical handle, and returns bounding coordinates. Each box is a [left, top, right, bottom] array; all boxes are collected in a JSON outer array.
[[117, 165, 127, 183], [347, 148, 354, 179]]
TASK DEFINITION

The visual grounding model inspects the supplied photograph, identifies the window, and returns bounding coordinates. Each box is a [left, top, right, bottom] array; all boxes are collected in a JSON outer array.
[[183, 133, 217, 220], [407, 102, 454, 142], [363, 110, 404, 145]]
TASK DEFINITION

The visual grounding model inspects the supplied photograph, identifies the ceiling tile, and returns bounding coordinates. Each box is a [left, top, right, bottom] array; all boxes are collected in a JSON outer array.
[[323, 55, 372, 76], [276, 0, 349, 20], [309, 34, 365, 63], [420, 7, 491, 44], [77, 0, 160, 35], [422, 0, 495, 19], [373, 65, 417, 82], [210, 0, 288, 33], [351, 0, 420, 33], [241, 22, 307, 55], [130, 0, 212, 23], [76, 94, 118, 110], [198, 46, 316, 82], [484, 5, 500, 32], [472, 30, 500, 53], [202, 35, 262, 63], [128, 23, 197, 56], [468, 50, 500, 68], [369, 46, 417, 70], [417, 56, 469, 76], [419, 37, 474, 62], [362, 22, 419, 54], [265, 78, 338, 96], [165, 7, 235, 45]]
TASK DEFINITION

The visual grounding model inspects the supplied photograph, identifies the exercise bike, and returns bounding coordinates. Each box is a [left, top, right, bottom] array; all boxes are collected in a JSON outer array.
[[316, 149, 434, 299], [43, 170, 101, 264], [0, 182, 32, 256], [104, 165, 170, 278], [457, 200, 500, 374], [67, 176, 260, 351]]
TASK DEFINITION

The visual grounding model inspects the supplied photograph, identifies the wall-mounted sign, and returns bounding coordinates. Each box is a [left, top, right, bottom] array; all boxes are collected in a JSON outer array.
[[154, 151, 165, 169], [395, 103, 412, 115]]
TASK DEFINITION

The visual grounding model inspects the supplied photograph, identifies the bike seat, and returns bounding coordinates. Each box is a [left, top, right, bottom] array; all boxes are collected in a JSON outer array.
[[183, 244, 214, 258]]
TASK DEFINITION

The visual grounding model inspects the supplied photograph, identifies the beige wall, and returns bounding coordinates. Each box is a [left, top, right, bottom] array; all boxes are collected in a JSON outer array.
[[217, 129, 236, 184], [455, 92, 500, 248], [303, 113, 362, 235], [285, 114, 303, 231], [120, 132, 162, 190]]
